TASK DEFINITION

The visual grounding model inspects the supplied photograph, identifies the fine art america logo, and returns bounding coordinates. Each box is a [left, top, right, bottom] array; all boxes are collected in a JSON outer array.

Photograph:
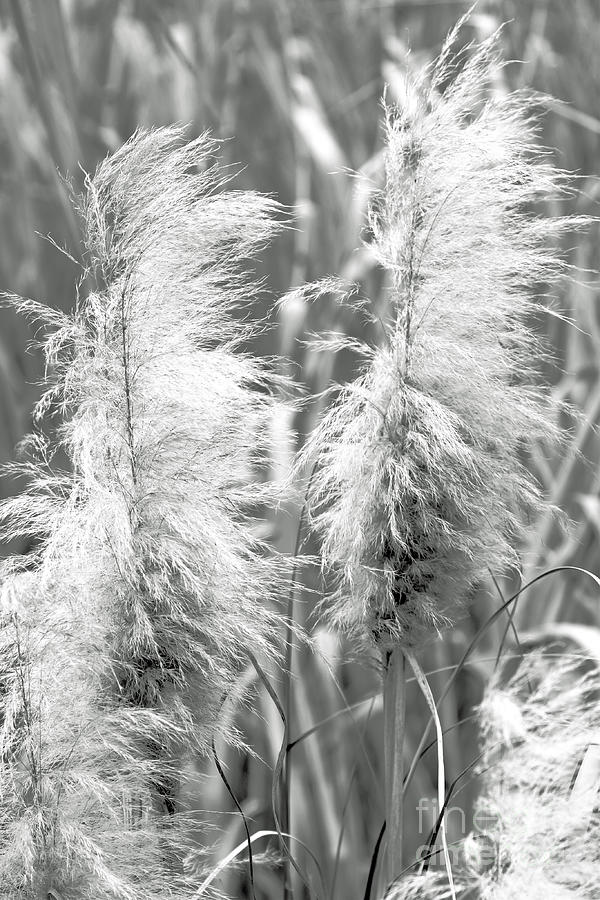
[[415, 799, 510, 875]]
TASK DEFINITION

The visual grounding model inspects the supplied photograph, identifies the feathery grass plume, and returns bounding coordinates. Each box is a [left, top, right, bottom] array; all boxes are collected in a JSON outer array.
[[299, 16, 583, 892], [0, 126, 285, 895], [383, 872, 461, 899], [0, 572, 226, 899], [465, 649, 600, 899], [302, 22, 575, 651], [383, 650, 600, 900]]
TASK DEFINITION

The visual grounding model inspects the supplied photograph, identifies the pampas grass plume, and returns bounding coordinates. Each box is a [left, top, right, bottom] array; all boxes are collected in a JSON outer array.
[[468, 650, 600, 898], [382, 651, 600, 900], [302, 24, 576, 650], [0, 126, 285, 896]]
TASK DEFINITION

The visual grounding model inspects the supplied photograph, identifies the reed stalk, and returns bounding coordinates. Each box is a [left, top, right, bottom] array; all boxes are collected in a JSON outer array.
[[383, 647, 406, 885]]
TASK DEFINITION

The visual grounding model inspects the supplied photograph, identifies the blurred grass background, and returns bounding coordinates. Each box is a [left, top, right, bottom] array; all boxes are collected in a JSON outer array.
[[0, 1, 599, 898]]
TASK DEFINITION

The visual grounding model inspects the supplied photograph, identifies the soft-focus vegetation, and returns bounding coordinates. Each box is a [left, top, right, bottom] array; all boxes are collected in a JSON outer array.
[[0, 1, 599, 898]]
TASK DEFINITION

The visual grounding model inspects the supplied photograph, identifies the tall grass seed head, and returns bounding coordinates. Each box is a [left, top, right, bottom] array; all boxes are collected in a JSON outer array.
[[302, 25, 577, 651], [0, 125, 288, 895]]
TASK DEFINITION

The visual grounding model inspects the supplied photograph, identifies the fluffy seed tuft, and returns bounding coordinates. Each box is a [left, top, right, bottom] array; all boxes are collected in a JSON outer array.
[[301, 27, 577, 649], [0, 126, 285, 897]]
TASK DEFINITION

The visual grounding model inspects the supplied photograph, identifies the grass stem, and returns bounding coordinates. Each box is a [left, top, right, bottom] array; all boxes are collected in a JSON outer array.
[[383, 647, 406, 886]]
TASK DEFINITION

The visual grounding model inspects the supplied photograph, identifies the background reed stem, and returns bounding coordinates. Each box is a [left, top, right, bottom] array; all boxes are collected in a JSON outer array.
[[383, 646, 406, 887]]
